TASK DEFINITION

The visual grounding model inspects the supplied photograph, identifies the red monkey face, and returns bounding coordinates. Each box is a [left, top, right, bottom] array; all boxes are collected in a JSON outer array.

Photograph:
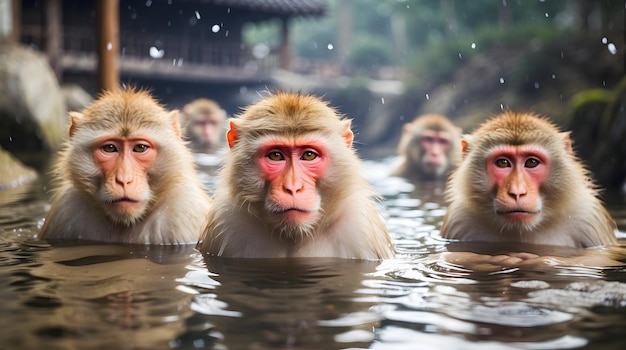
[[92, 135, 156, 225], [257, 136, 328, 231], [486, 145, 550, 230]]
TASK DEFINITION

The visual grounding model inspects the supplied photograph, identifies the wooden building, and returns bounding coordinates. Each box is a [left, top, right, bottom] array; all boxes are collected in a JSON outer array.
[[16, 0, 327, 102]]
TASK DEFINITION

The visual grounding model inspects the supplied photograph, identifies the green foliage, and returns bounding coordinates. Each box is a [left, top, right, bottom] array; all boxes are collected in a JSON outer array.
[[347, 36, 393, 69], [406, 23, 565, 88]]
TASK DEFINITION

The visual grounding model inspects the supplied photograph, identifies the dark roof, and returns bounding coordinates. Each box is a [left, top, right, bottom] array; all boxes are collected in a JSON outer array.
[[187, 0, 327, 16]]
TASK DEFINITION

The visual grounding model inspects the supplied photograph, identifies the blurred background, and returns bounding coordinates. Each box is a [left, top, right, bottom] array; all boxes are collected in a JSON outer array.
[[0, 0, 624, 200]]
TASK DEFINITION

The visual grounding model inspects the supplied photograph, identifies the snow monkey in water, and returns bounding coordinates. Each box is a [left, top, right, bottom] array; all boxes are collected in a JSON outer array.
[[197, 92, 394, 259], [40, 88, 212, 244]]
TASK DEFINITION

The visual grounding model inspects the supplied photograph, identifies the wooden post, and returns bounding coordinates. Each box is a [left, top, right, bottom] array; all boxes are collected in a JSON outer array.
[[11, 0, 20, 42], [279, 17, 290, 70], [44, 0, 62, 81], [96, 0, 119, 92]]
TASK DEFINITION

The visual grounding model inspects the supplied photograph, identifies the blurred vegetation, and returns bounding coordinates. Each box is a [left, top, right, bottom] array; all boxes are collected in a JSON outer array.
[[244, 0, 621, 95], [243, 0, 624, 193]]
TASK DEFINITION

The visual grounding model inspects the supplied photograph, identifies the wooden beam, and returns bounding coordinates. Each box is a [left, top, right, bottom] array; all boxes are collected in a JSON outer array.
[[279, 17, 290, 70], [44, 0, 62, 81], [96, 0, 119, 92], [11, 0, 20, 42]]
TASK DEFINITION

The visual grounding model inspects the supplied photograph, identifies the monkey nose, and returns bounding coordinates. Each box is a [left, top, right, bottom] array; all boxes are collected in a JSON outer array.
[[283, 184, 304, 195], [116, 171, 134, 186]]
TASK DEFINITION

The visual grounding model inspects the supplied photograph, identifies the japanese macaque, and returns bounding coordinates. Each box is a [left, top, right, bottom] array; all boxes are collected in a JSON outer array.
[[441, 111, 617, 248], [197, 92, 394, 259], [182, 98, 227, 153], [390, 114, 462, 182], [39, 88, 212, 244]]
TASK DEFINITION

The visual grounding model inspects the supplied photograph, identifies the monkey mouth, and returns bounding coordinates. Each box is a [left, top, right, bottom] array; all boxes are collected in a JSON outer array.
[[272, 207, 317, 223], [109, 197, 143, 208], [111, 197, 139, 203], [497, 209, 540, 222], [273, 207, 311, 214]]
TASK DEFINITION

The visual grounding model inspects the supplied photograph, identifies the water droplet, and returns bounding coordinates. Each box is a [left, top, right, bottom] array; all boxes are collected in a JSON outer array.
[[327, 43, 334, 50], [607, 43, 617, 55], [145, 0, 152, 7], [195, 11, 201, 19], [471, 43, 476, 49], [149, 46, 164, 58], [534, 82, 540, 89], [602, 37, 608, 44], [499, 77, 505, 84], [381, 97, 385, 104], [212, 24, 220, 33], [544, 12, 549, 18], [500, 104, 504, 110], [425, 93, 430, 100], [551, 74, 556, 79], [458, 53, 462, 59], [106, 42, 112, 51]]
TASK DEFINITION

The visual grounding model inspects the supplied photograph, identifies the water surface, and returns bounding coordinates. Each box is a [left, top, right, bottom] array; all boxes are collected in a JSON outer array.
[[1, 159, 625, 349]]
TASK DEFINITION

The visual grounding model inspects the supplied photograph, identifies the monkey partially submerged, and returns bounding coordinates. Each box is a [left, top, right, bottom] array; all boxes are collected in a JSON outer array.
[[441, 111, 617, 248], [197, 92, 394, 259], [40, 88, 212, 244]]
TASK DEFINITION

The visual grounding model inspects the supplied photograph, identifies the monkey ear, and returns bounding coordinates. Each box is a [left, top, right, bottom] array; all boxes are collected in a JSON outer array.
[[341, 120, 354, 148], [68, 111, 83, 138], [168, 110, 182, 139], [226, 120, 238, 149], [402, 123, 413, 134], [561, 132, 574, 156], [460, 135, 472, 158]]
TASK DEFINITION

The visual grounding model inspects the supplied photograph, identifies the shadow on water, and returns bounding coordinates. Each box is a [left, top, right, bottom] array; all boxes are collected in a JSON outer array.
[[1, 158, 626, 349]]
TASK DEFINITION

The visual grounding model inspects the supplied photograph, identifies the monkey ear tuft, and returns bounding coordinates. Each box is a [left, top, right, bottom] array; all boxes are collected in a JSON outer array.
[[68, 112, 83, 138], [561, 132, 574, 156], [226, 120, 239, 149], [341, 120, 354, 148], [168, 110, 182, 139]]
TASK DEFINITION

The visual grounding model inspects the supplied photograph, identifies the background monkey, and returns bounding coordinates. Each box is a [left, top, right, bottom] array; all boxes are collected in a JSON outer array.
[[390, 114, 462, 182], [181, 98, 227, 153]]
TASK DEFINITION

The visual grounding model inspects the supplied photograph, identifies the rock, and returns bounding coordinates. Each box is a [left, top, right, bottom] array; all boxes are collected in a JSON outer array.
[[0, 39, 67, 156], [61, 83, 93, 112], [0, 146, 37, 190]]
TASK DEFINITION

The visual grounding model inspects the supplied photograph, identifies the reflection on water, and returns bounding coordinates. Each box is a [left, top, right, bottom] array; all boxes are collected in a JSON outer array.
[[1, 158, 626, 349]]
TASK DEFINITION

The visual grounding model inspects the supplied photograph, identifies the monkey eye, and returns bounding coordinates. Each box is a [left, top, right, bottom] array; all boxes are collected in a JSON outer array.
[[300, 151, 318, 161], [437, 138, 450, 146], [133, 144, 149, 153], [102, 144, 118, 153], [421, 136, 435, 143], [525, 158, 540, 168], [495, 158, 510, 168], [267, 151, 284, 161]]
